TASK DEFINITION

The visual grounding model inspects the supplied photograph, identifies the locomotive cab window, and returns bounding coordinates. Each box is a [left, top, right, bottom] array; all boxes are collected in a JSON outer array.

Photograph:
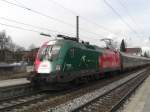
[[38, 45, 61, 61], [51, 45, 61, 57]]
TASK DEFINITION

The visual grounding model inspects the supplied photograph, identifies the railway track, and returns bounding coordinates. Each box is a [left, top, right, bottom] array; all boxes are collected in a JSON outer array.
[[48, 68, 149, 112], [0, 68, 148, 112], [71, 68, 149, 112], [0, 91, 50, 112], [0, 83, 33, 102]]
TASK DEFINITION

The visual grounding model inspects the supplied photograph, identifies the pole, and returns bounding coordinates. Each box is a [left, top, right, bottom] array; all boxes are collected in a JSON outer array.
[[76, 16, 79, 42]]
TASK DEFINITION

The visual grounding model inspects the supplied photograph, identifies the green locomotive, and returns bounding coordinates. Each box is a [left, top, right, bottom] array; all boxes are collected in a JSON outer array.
[[29, 35, 121, 89]]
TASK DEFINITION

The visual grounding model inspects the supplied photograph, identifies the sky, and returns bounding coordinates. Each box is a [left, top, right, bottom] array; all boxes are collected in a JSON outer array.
[[0, 0, 150, 51]]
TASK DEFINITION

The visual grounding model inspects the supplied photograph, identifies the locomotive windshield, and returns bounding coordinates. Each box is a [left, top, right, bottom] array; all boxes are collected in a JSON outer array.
[[38, 45, 61, 61]]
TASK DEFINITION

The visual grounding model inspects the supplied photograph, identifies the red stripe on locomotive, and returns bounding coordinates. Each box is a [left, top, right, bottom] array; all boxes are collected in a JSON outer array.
[[99, 49, 121, 69]]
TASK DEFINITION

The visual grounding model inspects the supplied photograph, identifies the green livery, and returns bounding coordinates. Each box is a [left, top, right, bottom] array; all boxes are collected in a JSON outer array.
[[32, 37, 104, 84], [56, 39, 102, 82], [29, 35, 150, 89]]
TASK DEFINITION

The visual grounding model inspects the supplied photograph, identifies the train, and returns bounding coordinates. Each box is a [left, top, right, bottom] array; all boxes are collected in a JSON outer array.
[[28, 34, 150, 89]]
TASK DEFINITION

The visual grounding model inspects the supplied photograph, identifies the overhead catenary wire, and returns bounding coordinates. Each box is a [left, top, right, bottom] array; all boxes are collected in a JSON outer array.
[[0, 22, 107, 47], [0, 21, 101, 40], [47, 0, 147, 38], [117, 0, 144, 35], [46, 0, 77, 16], [0, 0, 75, 28], [0, 16, 106, 38], [0, 17, 75, 36], [0, 22, 113, 47], [0, 22, 41, 33], [0, 22, 76, 39], [1, 0, 107, 38], [0, 17, 61, 33], [117, 0, 137, 26], [17, 0, 108, 38], [103, 0, 139, 36], [46, 0, 119, 36], [13, 0, 27, 8]]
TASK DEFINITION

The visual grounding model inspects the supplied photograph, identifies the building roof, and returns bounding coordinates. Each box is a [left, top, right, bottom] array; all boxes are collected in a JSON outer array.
[[126, 48, 142, 54]]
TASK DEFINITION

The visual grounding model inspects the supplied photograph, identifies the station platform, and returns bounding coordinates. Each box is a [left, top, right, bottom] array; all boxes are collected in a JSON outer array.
[[0, 78, 30, 88], [122, 74, 150, 112]]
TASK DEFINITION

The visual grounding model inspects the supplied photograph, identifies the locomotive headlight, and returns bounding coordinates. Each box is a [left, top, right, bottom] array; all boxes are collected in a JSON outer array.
[[56, 65, 61, 71]]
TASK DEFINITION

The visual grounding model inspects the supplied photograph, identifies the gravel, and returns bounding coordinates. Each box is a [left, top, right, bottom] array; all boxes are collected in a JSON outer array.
[[47, 69, 146, 112]]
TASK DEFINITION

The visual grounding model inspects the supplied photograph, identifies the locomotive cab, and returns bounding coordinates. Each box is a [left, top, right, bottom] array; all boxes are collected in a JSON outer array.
[[35, 42, 61, 74]]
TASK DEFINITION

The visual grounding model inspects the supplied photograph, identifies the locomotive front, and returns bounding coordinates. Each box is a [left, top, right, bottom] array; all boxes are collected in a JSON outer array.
[[29, 39, 64, 87], [35, 40, 61, 74]]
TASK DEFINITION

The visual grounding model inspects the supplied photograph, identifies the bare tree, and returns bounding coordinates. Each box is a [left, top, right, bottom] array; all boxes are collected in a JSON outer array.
[[0, 30, 25, 62], [0, 30, 14, 51], [0, 30, 7, 50]]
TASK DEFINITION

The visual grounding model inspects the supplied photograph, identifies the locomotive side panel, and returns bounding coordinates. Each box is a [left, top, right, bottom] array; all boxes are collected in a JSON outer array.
[[29, 37, 150, 90], [58, 46, 100, 83], [99, 49, 121, 72]]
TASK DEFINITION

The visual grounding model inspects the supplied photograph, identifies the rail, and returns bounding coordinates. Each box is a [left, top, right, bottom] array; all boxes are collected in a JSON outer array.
[[47, 68, 149, 112]]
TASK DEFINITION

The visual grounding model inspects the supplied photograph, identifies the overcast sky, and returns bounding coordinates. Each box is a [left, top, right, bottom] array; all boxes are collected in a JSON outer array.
[[0, 0, 150, 50]]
